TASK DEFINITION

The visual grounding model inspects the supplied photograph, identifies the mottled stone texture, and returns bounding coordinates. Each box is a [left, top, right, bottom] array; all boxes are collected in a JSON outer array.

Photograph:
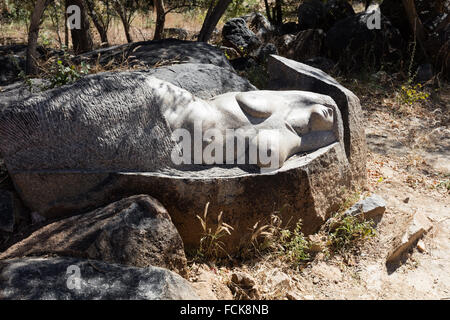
[[0, 257, 199, 300], [267, 55, 367, 187], [9, 143, 351, 253], [145, 63, 256, 99], [0, 195, 187, 276]]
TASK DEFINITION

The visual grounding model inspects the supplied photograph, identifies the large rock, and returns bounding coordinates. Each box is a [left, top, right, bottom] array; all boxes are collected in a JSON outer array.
[[0, 45, 49, 86], [325, 9, 404, 71], [0, 257, 199, 300], [282, 29, 325, 62], [129, 39, 234, 70], [297, 0, 325, 30], [222, 18, 262, 55], [242, 12, 275, 42], [267, 55, 367, 186], [75, 39, 233, 71], [0, 195, 187, 276], [145, 63, 256, 99], [0, 70, 355, 254], [323, 0, 355, 31]]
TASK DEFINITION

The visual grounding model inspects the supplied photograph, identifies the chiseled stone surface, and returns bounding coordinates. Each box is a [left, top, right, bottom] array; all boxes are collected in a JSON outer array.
[[0, 257, 199, 300], [0, 195, 188, 276]]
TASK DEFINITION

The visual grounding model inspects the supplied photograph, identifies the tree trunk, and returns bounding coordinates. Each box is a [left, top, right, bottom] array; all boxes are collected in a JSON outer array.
[[153, 0, 166, 40], [66, 0, 93, 54], [84, 0, 108, 46], [275, 0, 283, 25], [114, 3, 132, 43], [198, 0, 232, 43], [26, 0, 49, 75], [401, 0, 428, 58], [263, 0, 272, 23]]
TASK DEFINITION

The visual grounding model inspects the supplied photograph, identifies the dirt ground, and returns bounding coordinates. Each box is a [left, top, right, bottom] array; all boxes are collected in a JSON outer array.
[[188, 79, 450, 300]]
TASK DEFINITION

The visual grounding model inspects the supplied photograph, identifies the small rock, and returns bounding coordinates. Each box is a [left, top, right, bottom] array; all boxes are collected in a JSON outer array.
[[403, 197, 410, 204], [286, 291, 302, 300], [386, 212, 433, 263], [346, 194, 386, 221], [231, 272, 256, 289], [230, 272, 259, 299], [417, 240, 427, 253]]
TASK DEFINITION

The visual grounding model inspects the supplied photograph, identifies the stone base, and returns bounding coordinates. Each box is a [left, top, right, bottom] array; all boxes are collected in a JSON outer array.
[[12, 143, 351, 254]]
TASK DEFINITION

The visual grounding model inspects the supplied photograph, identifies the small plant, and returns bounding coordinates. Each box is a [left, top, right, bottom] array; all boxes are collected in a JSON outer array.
[[398, 82, 430, 105], [196, 202, 234, 261], [246, 213, 285, 257], [280, 220, 311, 264], [327, 215, 376, 254], [47, 59, 90, 88]]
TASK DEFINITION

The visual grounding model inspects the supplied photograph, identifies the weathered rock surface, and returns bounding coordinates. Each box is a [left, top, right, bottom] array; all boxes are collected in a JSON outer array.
[[241, 12, 275, 42], [0, 72, 176, 173], [386, 212, 433, 264], [129, 39, 234, 70], [0, 257, 199, 300], [145, 63, 256, 99], [75, 39, 233, 71], [325, 9, 404, 71], [0, 79, 50, 110], [222, 18, 262, 55], [267, 55, 367, 186], [282, 29, 325, 62], [0, 195, 187, 275], [7, 143, 351, 254], [323, 0, 355, 31], [304, 57, 336, 74], [298, 0, 325, 30]]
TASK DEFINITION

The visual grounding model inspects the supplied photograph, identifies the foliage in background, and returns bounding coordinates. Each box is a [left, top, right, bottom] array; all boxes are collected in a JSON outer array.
[[47, 58, 90, 88]]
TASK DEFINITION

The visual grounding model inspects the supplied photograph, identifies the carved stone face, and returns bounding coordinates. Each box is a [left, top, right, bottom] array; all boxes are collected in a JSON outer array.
[[157, 77, 340, 169]]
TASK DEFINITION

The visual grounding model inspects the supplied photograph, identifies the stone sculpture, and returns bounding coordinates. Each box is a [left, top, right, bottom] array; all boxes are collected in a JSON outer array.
[[0, 73, 342, 173]]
